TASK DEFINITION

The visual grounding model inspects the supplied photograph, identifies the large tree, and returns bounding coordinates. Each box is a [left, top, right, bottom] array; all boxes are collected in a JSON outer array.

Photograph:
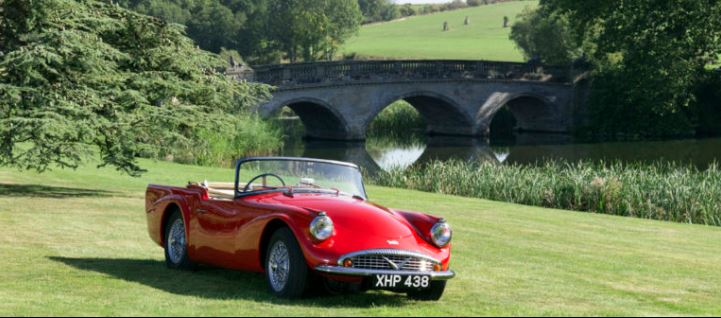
[[267, 0, 362, 62], [222, 0, 280, 64], [0, 0, 270, 175], [357, 0, 401, 24], [520, 0, 721, 136], [510, 6, 582, 65], [358, 0, 385, 23], [325, 0, 365, 59]]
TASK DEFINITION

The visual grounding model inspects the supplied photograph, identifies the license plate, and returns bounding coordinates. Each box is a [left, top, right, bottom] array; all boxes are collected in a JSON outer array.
[[373, 274, 430, 289]]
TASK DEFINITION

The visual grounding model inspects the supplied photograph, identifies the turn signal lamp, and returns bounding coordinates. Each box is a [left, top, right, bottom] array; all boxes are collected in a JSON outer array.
[[433, 263, 442, 272]]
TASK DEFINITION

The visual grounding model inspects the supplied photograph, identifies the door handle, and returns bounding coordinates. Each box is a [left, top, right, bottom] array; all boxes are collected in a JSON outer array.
[[196, 208, 208, 214]]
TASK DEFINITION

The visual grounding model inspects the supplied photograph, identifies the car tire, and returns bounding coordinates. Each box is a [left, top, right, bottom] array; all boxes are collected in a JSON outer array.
[[407, 280, 446, 301], [164, 211, 194, 270], [265, 227, 309, 298]]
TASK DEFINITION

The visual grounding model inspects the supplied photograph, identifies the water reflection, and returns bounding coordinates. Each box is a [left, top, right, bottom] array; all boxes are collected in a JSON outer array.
[[282, 133, 721, 174], [367, 142, 425, 171], [283, 136, 499, 175]]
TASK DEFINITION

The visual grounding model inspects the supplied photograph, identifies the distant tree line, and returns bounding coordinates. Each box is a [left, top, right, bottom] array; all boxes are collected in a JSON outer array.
[[510, 0, 721, 138], [118, 0, 363, 64]]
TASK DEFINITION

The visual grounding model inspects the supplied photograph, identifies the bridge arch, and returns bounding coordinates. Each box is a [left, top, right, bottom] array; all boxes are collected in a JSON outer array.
[[268, 97, 350, 140], [365, 91, 475, 137], [479, 92, 560, 135]]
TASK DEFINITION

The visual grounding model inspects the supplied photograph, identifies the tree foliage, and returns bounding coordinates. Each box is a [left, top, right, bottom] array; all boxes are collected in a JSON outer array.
[[119, 0, 247, 55], [509, 6, 581, 65], [516, 0, 721, 137], [121, 0, 362, 63], [399, 4, 416, 18], [267, 0, 362, 62], [0, 0, 271, 175], [358, 0, 386, 23]]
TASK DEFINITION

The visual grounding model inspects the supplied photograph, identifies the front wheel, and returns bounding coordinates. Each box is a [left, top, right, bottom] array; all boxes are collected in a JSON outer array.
[[265, 228, 309, 298], [407, 280, 447, 301]]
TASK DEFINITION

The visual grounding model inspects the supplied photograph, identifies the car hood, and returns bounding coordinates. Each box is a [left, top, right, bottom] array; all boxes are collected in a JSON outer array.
[[265, 193, 415, 240]]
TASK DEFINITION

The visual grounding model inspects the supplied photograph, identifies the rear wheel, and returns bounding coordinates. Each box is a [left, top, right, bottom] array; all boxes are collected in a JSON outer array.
[[265, 228, 309, 298], [164, 211, 194, 270], [407, 280, 446, 301]]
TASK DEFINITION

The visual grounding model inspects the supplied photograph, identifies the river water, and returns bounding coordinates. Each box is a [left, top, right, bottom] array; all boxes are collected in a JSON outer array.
[[279, 130, 721, 174]]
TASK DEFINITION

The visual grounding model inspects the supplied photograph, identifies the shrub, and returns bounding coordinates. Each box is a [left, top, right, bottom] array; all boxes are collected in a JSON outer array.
[[174, 115, 283, 167], [467, 0, 483, 7], [445, 0, 468, 10]]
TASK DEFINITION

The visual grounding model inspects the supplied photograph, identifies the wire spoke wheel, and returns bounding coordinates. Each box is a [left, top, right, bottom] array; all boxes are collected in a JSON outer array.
[[268, 241, 290, 292], [167, 219, 186, 265]]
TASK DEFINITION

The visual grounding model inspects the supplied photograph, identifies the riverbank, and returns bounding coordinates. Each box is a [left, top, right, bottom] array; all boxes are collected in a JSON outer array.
[[2, 159, 721, 315], [373, 160, 721, 226]]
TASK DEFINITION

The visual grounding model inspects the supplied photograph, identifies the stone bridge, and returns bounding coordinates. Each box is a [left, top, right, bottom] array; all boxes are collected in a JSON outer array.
[[231, 60, 586, 140]]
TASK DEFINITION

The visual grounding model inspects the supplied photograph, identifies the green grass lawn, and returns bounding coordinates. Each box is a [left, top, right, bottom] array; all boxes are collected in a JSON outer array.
[[342, 1, 537, 61], [2, 159, 721, 315]]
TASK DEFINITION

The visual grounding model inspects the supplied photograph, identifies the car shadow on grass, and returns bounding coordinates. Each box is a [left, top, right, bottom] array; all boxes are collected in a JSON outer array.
[[49, 257, 411, 307], [0, 184, 115, 198]]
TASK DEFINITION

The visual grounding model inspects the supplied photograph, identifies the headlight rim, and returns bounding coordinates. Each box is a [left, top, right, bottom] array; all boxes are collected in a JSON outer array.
[[310, 212, 334, 241], [430, 219, 452, 247]]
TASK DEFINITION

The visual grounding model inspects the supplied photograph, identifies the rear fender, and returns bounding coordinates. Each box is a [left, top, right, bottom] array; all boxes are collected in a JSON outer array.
[[146, 185, 196, 247], [156, 194, 192, 246]]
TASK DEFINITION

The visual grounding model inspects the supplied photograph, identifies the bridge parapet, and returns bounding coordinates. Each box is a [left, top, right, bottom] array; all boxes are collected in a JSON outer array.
[[251, 60, 574, 89]]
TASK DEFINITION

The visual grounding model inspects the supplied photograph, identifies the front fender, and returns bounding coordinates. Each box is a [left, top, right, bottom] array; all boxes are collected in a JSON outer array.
[[231, 207, 315, 272], [242, 209, 349, 272]]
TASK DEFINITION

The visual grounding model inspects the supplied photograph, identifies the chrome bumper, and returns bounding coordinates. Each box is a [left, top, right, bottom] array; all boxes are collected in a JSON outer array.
[[315, 265, 456, 280]]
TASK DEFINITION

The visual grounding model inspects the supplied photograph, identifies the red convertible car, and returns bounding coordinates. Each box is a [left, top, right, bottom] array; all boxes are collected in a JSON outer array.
[[145, 157, 454, 300]]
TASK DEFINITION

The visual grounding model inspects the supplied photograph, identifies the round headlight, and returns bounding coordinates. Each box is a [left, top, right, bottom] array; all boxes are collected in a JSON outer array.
[[310, 212, 334, 241], [430, 219, 452, 247]]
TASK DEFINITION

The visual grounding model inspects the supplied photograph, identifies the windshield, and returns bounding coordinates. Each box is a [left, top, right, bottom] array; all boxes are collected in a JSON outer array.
[[236, 158, 366, 199]]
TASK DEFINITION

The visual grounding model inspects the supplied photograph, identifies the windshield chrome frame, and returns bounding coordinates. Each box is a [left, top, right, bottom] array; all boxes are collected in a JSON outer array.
[[234, 157, 368, 199]]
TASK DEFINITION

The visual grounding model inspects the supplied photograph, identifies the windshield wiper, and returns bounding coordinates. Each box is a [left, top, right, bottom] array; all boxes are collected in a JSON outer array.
[[284, 187, 358, 198]]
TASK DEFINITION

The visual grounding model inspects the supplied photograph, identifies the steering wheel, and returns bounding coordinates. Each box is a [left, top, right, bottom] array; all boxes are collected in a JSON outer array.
[[243, 173, 286, 193]]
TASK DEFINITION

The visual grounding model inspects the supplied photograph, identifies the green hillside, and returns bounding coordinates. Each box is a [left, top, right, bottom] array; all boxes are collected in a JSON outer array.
[[342, 1, 538, 61]]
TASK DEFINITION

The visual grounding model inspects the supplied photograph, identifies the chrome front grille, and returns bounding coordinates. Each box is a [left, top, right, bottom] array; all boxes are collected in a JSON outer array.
[[341, 249, 439, 272]]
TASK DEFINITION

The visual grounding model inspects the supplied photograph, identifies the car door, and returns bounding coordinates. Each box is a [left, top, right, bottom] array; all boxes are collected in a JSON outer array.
[[190, 198, 250, 269]]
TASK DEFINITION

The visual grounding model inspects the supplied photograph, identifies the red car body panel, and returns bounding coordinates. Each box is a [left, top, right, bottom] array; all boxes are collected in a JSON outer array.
[[146, 183, 452, 279]]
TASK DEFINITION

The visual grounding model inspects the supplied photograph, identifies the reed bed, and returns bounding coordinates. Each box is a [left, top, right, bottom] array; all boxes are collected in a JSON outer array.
[[367, 101, 425, 137], [174, 116, 283, 167], [372, 160, 721, 226]]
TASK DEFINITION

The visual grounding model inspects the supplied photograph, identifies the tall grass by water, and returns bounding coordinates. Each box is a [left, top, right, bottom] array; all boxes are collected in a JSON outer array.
[[174, 116, 283, 167], [372, 160, 721, 226]]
